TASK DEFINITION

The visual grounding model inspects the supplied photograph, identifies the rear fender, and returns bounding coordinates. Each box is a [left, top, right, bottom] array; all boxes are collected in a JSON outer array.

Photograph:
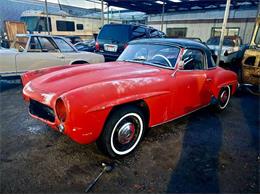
[[209, 70, 238, 97]]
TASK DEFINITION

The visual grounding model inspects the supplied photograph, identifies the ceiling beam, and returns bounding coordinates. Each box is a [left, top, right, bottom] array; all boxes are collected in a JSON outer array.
[[100, 0, 258, 14]]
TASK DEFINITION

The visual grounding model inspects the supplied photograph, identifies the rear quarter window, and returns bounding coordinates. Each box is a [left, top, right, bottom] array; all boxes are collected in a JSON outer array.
[[98, 25, 130, 43], [131, 26, 147, 39]]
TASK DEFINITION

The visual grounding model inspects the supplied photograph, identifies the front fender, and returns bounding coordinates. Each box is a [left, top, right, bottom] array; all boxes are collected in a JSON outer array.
[[61, 77, 171, 143]]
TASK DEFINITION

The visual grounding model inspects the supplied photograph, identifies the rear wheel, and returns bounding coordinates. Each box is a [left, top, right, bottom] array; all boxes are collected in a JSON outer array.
[[97, 106, 145, 157], [71, 61, 88, 65], [214, 86, 231, 111]]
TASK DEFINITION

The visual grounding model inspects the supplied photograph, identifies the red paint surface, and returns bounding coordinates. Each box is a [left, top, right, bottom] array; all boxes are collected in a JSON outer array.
[[22, 60, 237, 144]]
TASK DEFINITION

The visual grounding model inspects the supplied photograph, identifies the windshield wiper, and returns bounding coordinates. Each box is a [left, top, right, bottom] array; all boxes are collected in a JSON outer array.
[[119, 59, 169, 67], [132, 58, 146, 61], [119, 59, 145, 63], [149, 61, 167, 66]]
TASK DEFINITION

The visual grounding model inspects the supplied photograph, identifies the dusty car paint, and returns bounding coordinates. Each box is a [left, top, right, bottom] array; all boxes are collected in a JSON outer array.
[[22, 53, 237, 146], [241, 49, 260, 85]]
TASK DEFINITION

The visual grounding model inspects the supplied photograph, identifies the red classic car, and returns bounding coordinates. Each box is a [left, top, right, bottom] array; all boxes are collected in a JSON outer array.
[[22, 39, 238, 157]]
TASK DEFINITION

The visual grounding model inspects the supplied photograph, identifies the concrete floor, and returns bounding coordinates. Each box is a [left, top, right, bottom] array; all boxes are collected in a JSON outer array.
[[0, 80, 259, 193]]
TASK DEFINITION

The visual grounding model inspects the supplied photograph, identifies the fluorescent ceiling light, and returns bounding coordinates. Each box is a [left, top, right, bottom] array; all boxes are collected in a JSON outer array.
[[143, 2, 152, 6], [155, 1, 164, 4], [169, 0, 182, 2]]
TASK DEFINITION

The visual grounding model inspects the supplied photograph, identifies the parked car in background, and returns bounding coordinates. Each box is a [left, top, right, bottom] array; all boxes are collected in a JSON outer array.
[[95, 23, 166, 61], [64, 36, 82, 44], [74, 39, 95, 52], [240, 16, 260, 87], [0, 34, 104, 77], [206, 36, 246, 64], [178, 37, 203, 43], [22, 38, 237, 157]]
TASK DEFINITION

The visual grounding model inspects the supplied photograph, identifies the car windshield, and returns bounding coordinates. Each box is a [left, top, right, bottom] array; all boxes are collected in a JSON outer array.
[[98, 25, 130, 43], [117, 43, 180, 68], [207, 37, 235, 47]]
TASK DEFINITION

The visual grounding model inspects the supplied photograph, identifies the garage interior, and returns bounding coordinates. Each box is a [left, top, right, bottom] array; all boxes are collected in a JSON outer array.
[[0, 0, 259, 193]]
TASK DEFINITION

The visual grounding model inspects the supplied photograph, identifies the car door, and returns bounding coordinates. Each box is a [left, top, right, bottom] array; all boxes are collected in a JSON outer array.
[[16, 36, 65, 72], [174, 48, 211, 115], [52, 37, 79, 64], [0, 49, 17, 75]]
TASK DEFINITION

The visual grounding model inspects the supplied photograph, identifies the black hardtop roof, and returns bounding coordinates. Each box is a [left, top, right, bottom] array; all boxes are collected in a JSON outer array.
[[130, 38, 209, 50]]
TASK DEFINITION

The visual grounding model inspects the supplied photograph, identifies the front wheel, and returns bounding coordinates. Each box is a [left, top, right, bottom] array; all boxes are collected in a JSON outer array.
[[97, 106, 145, 157], [214, 86, 231, 111]]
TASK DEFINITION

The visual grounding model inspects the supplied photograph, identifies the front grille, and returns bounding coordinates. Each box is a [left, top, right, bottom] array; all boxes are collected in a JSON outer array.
[[29, 99, 55, 122]]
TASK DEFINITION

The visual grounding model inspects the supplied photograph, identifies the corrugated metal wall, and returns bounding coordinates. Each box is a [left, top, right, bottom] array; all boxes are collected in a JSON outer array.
[[148, 8, 258, 43]]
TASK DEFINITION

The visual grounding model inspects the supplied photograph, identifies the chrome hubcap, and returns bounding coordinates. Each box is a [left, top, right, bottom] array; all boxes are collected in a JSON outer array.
[[220, 91, 228, 103], [117, 122, 135, 144]]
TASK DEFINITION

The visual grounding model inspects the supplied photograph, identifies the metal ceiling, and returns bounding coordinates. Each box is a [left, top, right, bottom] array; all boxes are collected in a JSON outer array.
[[101, 0, 259, 14]]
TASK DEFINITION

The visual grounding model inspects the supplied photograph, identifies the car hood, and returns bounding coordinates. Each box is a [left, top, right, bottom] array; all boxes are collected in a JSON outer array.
[[29, 61, 167, 96]]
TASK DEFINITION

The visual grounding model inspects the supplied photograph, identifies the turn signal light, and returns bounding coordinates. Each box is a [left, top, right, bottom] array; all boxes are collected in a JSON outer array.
[[56, 98, 67, 122]]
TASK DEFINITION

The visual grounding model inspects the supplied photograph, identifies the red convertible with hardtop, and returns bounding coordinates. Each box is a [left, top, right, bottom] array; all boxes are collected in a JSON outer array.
[[22, 39, 238, 157]]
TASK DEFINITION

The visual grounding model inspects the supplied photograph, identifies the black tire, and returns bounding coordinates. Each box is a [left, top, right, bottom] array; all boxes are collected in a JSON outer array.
[[96, 105, 146, 157], [71, 61, 88, 65], [237, 68, 242, 83], [214, 86, 231, 111]]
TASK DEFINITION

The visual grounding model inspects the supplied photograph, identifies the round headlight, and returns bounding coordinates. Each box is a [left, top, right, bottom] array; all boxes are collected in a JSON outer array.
[[55, 98, 67, 122]]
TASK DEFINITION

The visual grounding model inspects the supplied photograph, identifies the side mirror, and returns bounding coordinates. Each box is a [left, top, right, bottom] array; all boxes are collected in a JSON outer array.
[[18, 46, 25, 52], [224, 50, 229, 56]]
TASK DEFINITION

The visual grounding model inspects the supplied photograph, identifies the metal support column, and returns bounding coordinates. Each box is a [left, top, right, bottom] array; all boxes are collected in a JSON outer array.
[[101, 0, 104, 26], [161, 1, 165, 32], [107, 4, 110, 24], [44, 0, 50, 35], [216, 0, 231, 66]]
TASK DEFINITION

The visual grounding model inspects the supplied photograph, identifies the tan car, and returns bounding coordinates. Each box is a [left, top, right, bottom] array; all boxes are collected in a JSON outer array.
[[241, 17, 260, 86], [0, 34, 104, 77]]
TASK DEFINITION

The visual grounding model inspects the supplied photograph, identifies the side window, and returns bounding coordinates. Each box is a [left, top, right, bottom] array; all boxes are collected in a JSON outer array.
[[132, 26, 147, 39], [182, 49, 205, 70], [28, 37, 41, 52], [56, 21, 75, 32], [38, 37, 57, 52], [53, 38, 75, 52], [76, 24, 84, 30], [166, 27, 187, 38], [150, 30, 159, 38], [37, 17, 52, 32]]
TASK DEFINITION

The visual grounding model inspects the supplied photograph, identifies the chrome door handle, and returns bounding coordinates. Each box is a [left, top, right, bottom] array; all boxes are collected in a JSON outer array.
[[207, 78, 212, 82], [57, 56, 65, 59]]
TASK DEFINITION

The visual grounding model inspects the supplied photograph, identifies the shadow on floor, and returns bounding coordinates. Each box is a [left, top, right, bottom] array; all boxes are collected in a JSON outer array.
[[0, 79, 21, 92], [167, 108, 222, 193]]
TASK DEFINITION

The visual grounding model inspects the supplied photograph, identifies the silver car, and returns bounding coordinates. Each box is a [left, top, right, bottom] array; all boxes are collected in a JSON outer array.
[[0, 34, 104, 77], [207, 36, 243, 64]]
